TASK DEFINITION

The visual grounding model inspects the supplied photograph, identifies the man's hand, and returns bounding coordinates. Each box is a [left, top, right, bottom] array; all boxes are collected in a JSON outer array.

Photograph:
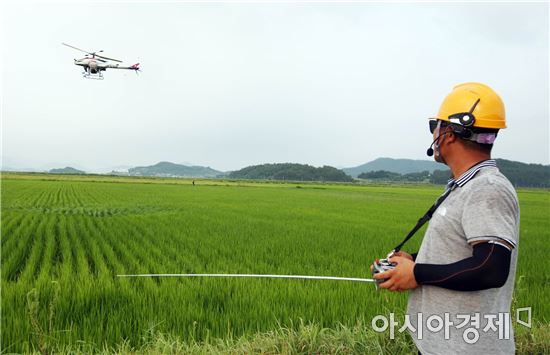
[[392, 251, 413, 261], [373, 256, 418, 292]]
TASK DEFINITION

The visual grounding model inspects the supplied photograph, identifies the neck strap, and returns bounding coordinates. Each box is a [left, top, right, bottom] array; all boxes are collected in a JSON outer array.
[[391, 181, 456, 254]]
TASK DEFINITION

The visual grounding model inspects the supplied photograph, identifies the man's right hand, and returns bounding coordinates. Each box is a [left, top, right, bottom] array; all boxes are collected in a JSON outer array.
[[370, 251, 413, 272]]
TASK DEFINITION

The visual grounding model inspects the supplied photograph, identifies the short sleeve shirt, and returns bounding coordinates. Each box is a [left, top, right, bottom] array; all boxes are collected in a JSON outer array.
[[406, 160, 520, 355]]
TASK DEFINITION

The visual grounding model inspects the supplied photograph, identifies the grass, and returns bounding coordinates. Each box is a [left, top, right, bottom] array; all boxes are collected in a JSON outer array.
[[1, 173, 549, 353], [13, 318, 550, 354]]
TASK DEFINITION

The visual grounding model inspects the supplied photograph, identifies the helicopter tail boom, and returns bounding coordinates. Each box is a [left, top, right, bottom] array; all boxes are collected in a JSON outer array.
[[108, 63, 140, 71]]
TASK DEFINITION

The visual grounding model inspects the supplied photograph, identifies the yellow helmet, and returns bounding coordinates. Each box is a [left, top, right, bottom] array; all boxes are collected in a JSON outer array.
[[434, 82, 506, 129]]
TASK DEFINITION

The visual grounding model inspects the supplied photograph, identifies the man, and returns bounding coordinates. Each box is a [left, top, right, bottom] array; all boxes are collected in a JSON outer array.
[[373, 83, 520, 354]]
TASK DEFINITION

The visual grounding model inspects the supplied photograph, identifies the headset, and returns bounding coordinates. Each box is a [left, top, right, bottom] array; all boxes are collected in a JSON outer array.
[[427, 98, 481, 156], [426, 129, 448, 157], [446, 98, 480, 140]]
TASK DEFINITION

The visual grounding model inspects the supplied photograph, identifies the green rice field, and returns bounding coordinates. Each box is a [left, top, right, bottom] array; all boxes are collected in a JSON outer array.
[[1, 173, 549, 353]]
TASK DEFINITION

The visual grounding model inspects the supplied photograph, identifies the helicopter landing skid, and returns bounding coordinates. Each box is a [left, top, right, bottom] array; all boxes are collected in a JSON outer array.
[[82, 73, 104, 80]]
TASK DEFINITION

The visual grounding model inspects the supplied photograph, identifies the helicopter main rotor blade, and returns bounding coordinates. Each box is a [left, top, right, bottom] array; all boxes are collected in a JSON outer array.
[[62, 42, 94, 55], [62, 43, 122, 62], [95, 54, 123, 63]]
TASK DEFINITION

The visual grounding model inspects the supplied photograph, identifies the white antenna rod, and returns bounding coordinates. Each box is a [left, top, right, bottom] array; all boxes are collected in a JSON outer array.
[[117, 273, 376, 283]]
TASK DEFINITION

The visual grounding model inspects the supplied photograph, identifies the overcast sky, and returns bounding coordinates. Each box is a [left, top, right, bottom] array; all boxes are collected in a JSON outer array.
[[2, 1, 548, 172]]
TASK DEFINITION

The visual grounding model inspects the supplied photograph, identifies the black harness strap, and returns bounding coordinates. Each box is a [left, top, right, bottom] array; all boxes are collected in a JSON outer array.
[[392, 181, 456, 253]]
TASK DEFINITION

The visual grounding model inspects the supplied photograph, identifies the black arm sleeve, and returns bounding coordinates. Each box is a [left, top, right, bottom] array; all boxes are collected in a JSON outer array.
[[413, 242, 511, 291]]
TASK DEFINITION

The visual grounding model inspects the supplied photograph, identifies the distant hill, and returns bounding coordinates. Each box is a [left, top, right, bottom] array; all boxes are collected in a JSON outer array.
[[9, 157, 549, 187], [49, 167, 86, 174], [343, 158, 442, 177], [228, 163, 353, 182], [496, 159, 550, 188], [429, 159, 550, 188], [128, 161, 223, 178], [353, 158, 549, 188]]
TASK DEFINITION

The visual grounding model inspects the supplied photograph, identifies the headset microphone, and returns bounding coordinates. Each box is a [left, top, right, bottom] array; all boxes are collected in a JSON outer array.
[[426, 140, 436, 156], [426, 132, 448, 157]]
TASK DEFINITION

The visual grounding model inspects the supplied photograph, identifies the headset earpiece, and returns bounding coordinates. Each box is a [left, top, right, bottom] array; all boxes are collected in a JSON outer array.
[[446, 98, 478, 136], [450, 125, 473, 139], [460, 128, 473, 139], [448, 112, 476, 128], [459, 113, 475, 127]]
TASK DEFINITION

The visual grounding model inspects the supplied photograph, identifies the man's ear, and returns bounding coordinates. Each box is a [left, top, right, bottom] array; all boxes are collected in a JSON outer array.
[[445, 128, 457, 143]]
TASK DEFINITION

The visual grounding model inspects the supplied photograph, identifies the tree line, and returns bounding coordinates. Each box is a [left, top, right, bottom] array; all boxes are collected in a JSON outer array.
[[228, 163, 353, 182], [358, 170, 436, 183], [358, 159, 549, 188]]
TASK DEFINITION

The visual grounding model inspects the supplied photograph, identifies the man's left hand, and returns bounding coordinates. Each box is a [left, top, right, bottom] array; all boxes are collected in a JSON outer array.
[[373, 256, 418, 292]]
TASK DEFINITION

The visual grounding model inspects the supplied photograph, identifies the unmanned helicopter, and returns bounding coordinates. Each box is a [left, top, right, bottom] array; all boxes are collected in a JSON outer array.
[[62, 43, 140, 80]]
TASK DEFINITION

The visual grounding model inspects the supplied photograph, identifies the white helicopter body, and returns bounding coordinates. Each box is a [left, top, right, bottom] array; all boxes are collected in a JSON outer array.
[[63, 43, 139, 79]]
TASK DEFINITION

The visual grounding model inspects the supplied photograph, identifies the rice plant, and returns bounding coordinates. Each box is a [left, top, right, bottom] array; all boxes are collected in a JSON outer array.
[[1, 174, 548, 353]]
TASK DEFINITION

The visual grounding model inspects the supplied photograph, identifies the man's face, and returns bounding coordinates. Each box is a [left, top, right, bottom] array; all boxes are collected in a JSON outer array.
[[430, 120, 446, 163]]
